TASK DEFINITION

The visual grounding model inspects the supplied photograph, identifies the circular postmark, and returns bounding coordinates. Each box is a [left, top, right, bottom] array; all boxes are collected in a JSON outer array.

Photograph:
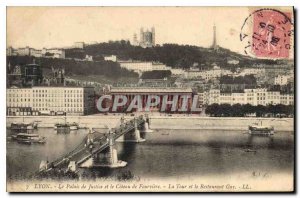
[[240, 8, 294, 58]]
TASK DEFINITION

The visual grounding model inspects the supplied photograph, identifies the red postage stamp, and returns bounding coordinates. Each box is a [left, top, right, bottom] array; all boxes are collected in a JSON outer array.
[[240, 8, 294, 59]]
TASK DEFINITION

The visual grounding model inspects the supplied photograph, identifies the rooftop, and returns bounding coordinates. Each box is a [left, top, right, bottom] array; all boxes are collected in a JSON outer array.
[[111, 87, 193, 93], [8, 85, 94, 89]]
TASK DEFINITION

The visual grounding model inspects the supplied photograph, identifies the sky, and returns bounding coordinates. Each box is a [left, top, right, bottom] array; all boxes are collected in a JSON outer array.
[[6, 7, 293, 55]]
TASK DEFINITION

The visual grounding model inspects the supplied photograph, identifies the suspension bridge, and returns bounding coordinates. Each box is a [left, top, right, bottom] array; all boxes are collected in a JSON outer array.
[[36, 115, 152, 177]]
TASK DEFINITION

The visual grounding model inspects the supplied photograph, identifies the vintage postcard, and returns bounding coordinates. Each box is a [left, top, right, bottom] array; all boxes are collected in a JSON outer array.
[[6, 6, 294, 192]]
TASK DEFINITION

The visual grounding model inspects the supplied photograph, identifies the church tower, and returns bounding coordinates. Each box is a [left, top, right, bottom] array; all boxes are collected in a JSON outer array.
[[151, 27, 155, 46], [132, 33, 139, 46], [140, 27, 144, 44]]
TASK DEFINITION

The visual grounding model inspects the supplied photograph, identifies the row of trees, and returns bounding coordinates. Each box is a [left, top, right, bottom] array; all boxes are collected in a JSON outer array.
[[205, 103, 294, 117], [220, 74, 257, 85], [141, 70, 171, 79]]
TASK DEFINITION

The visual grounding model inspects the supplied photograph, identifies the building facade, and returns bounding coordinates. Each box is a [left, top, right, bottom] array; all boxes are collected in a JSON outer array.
[[7, 46, 65, 59], [119, 61, 170, 73], [219, 92, 232, 105], [185, 66, 231, 81], [280, 94, 294, 105], [74, 42, 85, 49], [239, 68, 266, 77], [42, 48, 65, 59], [274, 74, 293, 85], [201, 88, 293, 106], [8, 63, 43, 87], [208, 89, 220, 105], [6, 86, 95, 116], [104, 55, 118, 62]]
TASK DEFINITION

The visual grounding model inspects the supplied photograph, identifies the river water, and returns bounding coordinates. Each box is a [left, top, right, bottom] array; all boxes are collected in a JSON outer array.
[[7, 128, 294, 181]]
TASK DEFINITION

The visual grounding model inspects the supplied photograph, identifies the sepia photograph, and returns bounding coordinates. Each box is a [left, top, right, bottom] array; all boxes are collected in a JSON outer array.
[[5, 6, 295, 192]]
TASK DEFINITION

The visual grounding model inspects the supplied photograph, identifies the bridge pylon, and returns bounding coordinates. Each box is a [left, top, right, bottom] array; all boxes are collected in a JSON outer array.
[[141, 114, 154, 133], [81, 129, 127, 168], [117, 117, 146, 142]]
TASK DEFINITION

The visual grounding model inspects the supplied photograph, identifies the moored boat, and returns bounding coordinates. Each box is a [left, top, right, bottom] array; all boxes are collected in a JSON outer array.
[[54, 114, 79, 132], [32, 121, 39, 129], [54, 122, 79, 132], [11, 122, 34, 131], [11, 133, 46, 144], [248, 124, 274, 135], [70, 122, 79, 130], [55, 123, 71, 133]]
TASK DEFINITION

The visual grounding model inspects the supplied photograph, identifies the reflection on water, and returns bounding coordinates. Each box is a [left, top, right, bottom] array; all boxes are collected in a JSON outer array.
[[7, 128, 294, 180]]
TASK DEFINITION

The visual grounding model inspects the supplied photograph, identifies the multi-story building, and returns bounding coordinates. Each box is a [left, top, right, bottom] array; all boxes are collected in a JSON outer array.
[[197, 92, 205, 106], [43, 67, 66, 86], [85, 55, 93, 61], [256, 88, 267, 106], [239, 68, 265, 77], [274, 74, 293, 85], [170, 68, 185, 76], [42, 48, 65, 59], [231, 92, 246, 105], [30, 49, 43, 57], [16, 46, 31, 56], [280, 94, 294, 105], [208, 89, 220, 105], [266, 91, 281, 105], [198, 91, 210, 106], [119, 61, 170, 73], [74, 42, 85, 49], [152, 63, 171, 70], [185, 65, 231, 81], [227, 58, 239, 65], [6, 86, 95, 116], [244, 89, 257, 106], [6, 46, 65, 59], [8, 63, 43, 87], [7, 46, 17, 56], [119, 61, 153, 72], [204, 88, 291, 106], [104, 55, 118, 62], [185, 70, 204, 79], [219, 92, 232, 104]]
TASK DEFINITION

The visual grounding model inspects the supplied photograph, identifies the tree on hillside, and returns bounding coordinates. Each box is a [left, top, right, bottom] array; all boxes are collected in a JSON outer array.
[[7, 56, 138, 79], [220, 75, 257, 85], [141, 70, 171, 79], [66, 41, 285, 70]]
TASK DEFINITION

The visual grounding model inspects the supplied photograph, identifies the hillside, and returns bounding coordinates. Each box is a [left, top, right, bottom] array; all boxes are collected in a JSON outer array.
[[66, 40, 283, 70], [6, 56, 138, 80]]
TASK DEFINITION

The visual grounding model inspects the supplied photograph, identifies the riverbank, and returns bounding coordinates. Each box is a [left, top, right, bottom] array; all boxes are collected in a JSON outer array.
[[6, 115, 294, 132]]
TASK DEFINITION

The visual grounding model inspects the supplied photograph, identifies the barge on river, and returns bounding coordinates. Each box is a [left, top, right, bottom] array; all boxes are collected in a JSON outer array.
[[248, 121, 274, 135], [11, 133, 46, 144]]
